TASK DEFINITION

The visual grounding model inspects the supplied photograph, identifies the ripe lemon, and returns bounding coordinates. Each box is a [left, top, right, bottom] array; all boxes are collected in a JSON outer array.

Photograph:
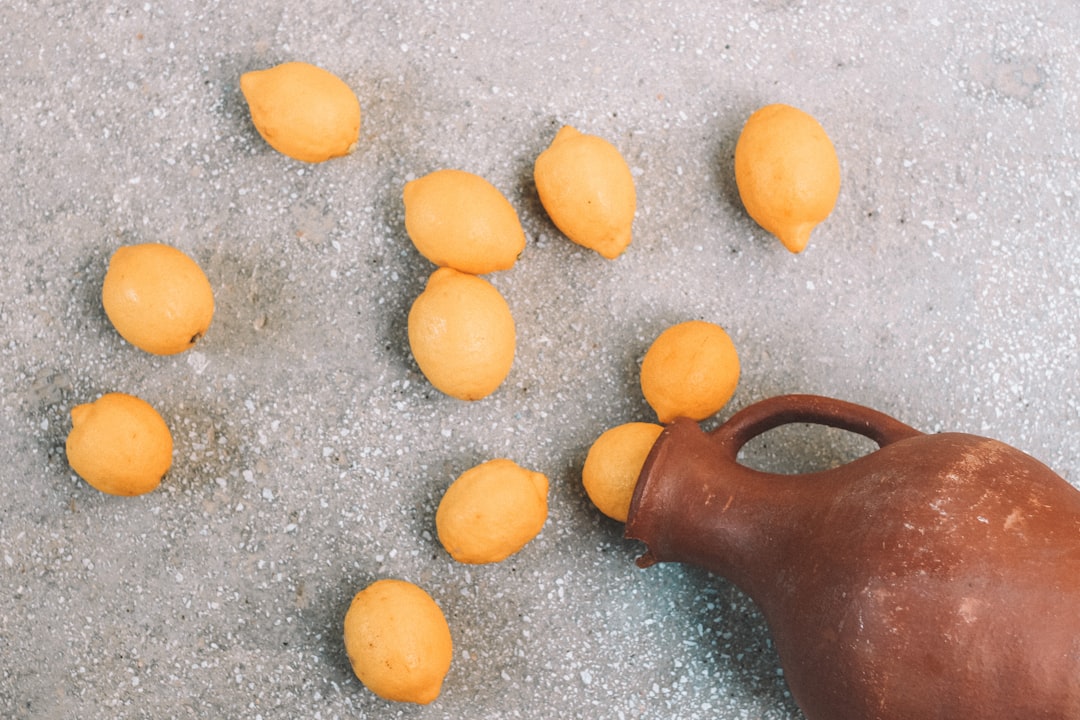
[[407, 268, 516, 401], [403, 169, 526, 274], [102, 243, 215, 356], [734, 103, 841, 253], [582, 422, 664, 523], [240, 61, 361, 163], [533, 125, 636, 259], [65, 392, 173, 496], [435, 458, 549, 564], [640, 320, 740, 423], [343, 579, 453, 705]]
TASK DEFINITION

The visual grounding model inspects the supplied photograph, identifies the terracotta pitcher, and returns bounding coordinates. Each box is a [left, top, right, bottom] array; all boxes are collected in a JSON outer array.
[[625, 394, 1080, 720]]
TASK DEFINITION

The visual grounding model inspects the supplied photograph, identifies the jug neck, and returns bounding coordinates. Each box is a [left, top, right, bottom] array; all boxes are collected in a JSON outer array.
[[625, 417, 826, 596]]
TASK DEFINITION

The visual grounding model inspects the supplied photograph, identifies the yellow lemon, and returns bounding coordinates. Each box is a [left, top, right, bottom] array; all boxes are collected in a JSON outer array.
[[102, 243, 215, 356], [240, 61, 361, 163], [343, 579, 453, 705], [403, 169, 526, 274], [435, 458, 549, 564], [533, 125, 636, 259], [582, 422, 664, 522], [407, 268, 515, 401], [65, 392, 173, 496], [734, 103, 840, 253], [640, 320, 740, 423]]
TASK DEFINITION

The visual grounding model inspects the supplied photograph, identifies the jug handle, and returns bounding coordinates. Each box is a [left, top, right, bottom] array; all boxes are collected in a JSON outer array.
[[709, 394, 923, 461]]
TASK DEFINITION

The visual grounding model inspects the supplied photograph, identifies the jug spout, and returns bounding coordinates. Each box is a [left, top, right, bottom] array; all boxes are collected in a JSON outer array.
[[626, 395, 924, 595], [625, 416, 808, 597]]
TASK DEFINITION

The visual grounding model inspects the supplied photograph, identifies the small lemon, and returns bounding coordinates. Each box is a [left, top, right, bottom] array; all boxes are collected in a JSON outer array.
[[65, 392, 173, 496], [640, 320, 740, 423], [582, 422, 664, 523], [240, 61, 361, 163], [403, 169, 526, 274], [533, 125, 636, 259], [102, 243, 215, 356], [436, 459, 549, 564], [734, 103, 840, 253], [343, 579, 453, 705], [407, 268, 516, 401]]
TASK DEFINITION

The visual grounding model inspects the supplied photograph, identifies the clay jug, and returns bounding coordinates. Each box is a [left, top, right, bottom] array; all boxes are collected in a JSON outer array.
[[625, 394, 1080, 720]]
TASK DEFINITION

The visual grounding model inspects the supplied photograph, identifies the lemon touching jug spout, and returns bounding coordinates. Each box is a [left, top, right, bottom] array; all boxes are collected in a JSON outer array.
[[626, 394, 1080, 720]]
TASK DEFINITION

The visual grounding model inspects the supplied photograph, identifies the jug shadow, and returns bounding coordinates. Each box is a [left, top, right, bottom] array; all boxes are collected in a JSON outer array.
[[668, 564, 803, 715]]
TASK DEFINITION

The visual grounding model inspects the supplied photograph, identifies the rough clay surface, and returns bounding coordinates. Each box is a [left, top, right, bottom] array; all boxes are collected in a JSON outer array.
[[1, 2, 1078, 719]]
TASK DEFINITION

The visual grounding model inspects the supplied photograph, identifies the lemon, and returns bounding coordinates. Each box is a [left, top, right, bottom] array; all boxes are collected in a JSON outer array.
[[102, 243, 215, 356], [343, 579, 453, 705], [533, 125, 636, 259], [734, 103, 840, 253], [582, 422, 664, 522], [403, 169, 526, 274], [65, 392, 173, 496], [436, 458, 549, 564], [640, 320, 740, 423], [240, 61, 361, 163], [407, 268, 516, 401]]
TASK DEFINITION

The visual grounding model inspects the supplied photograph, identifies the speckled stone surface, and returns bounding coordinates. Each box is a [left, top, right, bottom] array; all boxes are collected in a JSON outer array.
[[2, 2, 1078, 718]]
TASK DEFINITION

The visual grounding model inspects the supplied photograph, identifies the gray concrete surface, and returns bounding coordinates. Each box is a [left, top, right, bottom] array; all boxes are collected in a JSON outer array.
[[2, 1, 1078, 718]]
